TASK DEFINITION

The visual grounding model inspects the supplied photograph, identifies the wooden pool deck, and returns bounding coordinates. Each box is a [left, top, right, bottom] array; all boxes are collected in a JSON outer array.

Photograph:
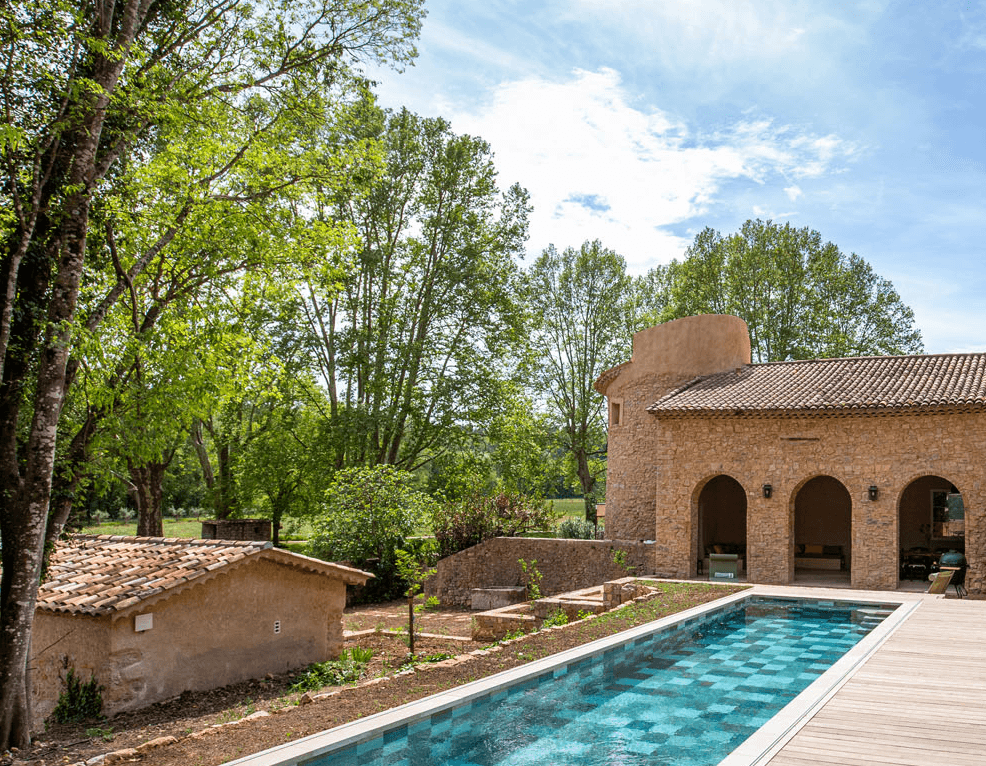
[[762, 593, 986, 766]]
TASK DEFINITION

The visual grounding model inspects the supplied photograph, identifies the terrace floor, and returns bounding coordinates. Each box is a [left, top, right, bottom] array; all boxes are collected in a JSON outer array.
[[742, 584, 984, 766]]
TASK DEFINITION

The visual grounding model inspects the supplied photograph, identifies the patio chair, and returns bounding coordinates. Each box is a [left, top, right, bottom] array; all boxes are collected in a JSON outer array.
[[938, 566, 967, 598], [927, 568, 955, 595]]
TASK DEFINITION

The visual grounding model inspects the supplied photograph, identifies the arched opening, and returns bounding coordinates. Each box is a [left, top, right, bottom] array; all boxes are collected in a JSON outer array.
[[793, 476, 851, 582], [697, 475, 747, 577], [898, 475, 963, 583]]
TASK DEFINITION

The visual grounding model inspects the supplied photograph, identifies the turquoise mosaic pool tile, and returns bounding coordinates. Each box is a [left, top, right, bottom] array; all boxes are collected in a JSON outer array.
[[307, 598, 894, 766]]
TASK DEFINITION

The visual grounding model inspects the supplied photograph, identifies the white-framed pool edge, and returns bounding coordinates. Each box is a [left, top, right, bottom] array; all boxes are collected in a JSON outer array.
[[223, 584, 929, 766]]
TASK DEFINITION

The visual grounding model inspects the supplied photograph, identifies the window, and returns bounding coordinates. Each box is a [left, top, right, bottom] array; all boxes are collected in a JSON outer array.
[[609, 399, 623, 427], [932, 489, 964, 538]]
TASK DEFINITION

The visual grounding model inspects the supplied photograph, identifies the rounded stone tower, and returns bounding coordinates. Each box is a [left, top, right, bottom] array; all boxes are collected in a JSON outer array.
[[595, 315, 751, 540]]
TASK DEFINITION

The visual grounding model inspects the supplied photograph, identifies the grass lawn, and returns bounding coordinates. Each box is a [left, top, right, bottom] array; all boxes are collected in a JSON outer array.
[[548, 497, 599, 522], [78, 518, 315, 541]]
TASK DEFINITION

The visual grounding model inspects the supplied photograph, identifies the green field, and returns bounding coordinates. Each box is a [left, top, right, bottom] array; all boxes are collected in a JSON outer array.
[[77, 501, 597, 541], [79, 518, 210, 538], [548, 497, 600, 522], [79, 518, 315, 540]]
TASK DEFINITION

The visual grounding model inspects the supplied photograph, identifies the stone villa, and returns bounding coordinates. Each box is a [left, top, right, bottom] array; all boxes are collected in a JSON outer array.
[[595, 314, 985, 593]]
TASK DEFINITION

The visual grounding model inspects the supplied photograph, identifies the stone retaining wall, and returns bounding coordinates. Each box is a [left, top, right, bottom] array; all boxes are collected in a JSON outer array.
[[426, 537, 654, 607]]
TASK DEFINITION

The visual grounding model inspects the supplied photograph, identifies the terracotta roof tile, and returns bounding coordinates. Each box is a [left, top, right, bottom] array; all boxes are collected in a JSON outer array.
[[648, 353, 986, 416], [37, 535, 371, 617]]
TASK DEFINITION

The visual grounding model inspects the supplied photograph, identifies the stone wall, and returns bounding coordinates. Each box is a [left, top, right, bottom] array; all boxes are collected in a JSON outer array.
[[652, 411, 986, 592], [596, 315, 751, 540], [31, 556, 349, 723], [427, 537, 655, 607]]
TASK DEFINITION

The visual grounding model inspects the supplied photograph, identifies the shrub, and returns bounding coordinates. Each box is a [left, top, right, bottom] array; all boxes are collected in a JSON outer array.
[[290, 648, 374, 692], [518, 558, 543, 601], [308, 466, 438, 600], [52, 668, 103, 723], [555, 517, 596, 539], [433, 490, 554, 557], [541, 609, 569, 628]]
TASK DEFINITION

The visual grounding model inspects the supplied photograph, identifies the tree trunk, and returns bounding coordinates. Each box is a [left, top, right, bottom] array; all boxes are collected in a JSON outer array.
[[575, 448, 597, 524], [407, 594, 415, 655], [191, 419, 216, 492], [271, 504, 282, 547], [216, 443, 237, 520], [129, 460, 168, 537]]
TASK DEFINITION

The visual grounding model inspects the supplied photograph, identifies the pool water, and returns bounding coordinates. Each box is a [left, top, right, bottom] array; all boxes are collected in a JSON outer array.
[[305, 598, 895, 766]]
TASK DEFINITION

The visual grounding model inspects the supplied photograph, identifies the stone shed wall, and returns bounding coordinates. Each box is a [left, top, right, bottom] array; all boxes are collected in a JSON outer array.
[[102, 557, 347, 715], [31, 556, 348, 722], [653, 410, 986, 592], [427, 537, 655, 607], [31, 613, 111, 725]]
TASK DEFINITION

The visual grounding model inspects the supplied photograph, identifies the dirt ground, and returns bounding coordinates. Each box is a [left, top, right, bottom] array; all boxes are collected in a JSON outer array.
[[5, 585, 740, 766]]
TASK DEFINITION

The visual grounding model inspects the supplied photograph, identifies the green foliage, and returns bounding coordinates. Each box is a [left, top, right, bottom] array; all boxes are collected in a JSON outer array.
[[541, 610, 569, 628], [308, 466, 437, 599], [348, 646, 375, 665], [526, 241, 632, 522], [289, 648, 374, 692], [309, 466, 437, 564], [432, 490, 554, 558], [298, 106, 531, 470], [518, 558, 543, 601], [576, 609, 594, 621], [654, 219, 923, 361], [52, 669, 103, 724], [556, 517, 596, 539], [85, 726, 114, 742], [612, 549, 636, 576]]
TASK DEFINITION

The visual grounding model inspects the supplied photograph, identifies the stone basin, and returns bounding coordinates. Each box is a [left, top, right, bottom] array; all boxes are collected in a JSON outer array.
[[470, 586, 527, 611]]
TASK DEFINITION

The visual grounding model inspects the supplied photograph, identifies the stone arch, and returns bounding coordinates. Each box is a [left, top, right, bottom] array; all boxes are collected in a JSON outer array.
[[693, 474, 748, 576], [790, 475, 852, 580], [897, 474, 963, 583]]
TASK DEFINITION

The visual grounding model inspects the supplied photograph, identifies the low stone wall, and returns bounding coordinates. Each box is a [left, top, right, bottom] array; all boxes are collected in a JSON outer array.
[[427, 537, 654, 607]]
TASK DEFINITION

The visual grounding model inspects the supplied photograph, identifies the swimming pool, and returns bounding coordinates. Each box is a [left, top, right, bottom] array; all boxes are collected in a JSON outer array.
[[230, 592, 913, 766]]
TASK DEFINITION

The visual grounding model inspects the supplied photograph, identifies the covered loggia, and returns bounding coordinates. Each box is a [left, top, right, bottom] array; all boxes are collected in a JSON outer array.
[[898, 475, 964, 582], [793, 475, 851, 580], [696, 474, 747, 575]]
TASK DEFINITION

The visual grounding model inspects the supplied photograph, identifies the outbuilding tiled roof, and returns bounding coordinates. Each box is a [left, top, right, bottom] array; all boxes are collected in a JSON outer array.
[[648, 353, 986, 416], [37, 535, 370, 617]]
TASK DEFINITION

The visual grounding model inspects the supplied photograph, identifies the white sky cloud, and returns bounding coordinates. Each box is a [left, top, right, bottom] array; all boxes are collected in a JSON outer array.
[[366, 0, 986, 352], [450, 68, 858, 272]]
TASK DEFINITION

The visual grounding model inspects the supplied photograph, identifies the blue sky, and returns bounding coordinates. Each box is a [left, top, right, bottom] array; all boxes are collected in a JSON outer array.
[[367, 0, 986, 353]]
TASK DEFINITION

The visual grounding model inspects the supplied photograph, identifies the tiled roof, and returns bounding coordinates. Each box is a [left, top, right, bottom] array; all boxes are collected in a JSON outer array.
[[594, 361, 630, 395], [37, 535, 370, 616], [648, 353, 986, 416]]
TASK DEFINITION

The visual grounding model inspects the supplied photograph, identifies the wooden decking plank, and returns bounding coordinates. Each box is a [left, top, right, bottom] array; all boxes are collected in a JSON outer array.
[[766, 598, 986, 765]]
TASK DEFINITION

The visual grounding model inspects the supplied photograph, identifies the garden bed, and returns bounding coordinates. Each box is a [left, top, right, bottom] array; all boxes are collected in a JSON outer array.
[[9, 582, 743, 766]]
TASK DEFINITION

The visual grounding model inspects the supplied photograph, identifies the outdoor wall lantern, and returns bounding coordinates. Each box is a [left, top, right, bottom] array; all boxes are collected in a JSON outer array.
[[762, 484, 772, 499], [868, 485, 879, 501]]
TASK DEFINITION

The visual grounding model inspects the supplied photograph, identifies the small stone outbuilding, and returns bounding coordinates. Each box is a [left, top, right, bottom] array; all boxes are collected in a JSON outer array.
[[596, 315, 986, 593], [31, 535, 370, 723]]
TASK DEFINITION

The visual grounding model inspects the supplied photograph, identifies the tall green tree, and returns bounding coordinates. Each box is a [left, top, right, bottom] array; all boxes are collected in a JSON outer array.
[[526, 240, 633, 522], [656, 220, 923, 361], [298, 107, 531, 470], [0, 0, 423, 746]]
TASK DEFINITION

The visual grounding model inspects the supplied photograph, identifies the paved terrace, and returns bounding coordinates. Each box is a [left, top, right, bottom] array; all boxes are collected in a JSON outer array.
[[747, 585, 984, 766]]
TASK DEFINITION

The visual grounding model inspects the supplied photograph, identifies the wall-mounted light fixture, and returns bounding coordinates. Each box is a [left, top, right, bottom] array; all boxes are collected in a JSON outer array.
[[868, 485, 879, 501], [762, 484, 772, 499]]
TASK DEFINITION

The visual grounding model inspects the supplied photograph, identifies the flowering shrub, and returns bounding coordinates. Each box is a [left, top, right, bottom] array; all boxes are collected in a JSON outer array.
[[432, 490, 553, 557]]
